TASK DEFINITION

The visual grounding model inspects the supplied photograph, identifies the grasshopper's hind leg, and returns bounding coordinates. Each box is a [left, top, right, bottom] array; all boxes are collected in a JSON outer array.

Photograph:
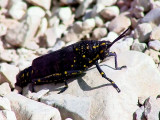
[[58, 80, 68, 94]]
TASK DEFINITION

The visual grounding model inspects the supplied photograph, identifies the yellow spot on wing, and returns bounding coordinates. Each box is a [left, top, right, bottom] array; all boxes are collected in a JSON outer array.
[[71, 65, 74, 67], [93, 46, 96, 49], [101, 72, 104, 75], [76, 48, 79, 51], [84, 65, 86, 67], [74, 60, 76, 63], [100, 50, 103, 53], [82, 55, 85, 58], [64, 71, 67, 74], [31, 70, 34, 74], [38, 79, 41, 82], [89, 60, 92, 63], [86, 46, 89, 49], [26, 72, 29, 76], [21, 74, 24, 78], [101, 42, 106, 45]]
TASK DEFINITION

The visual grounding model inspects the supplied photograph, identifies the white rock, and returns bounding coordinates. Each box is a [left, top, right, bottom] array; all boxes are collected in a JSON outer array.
[[144, 96, 160, 120], [0, 63, 19, 88], [0, 49, 18, 62], [26, 0, 51, 10], [75, 0, 94, 18], [49, 40, 65, 52], [100, 6, 120, 20], [150, 26, 160, 40], [0, 0, 8, 8], [9, 1, 27, 20], [92, 27, 107, 39], [97, 0, 117, 6], [82, 18, 95, 30], [0, 97, 11, 111], [31, 89, 49, 100], [108, 15, 131, 34], [5, 93, 61, 120], [148, 40, 160, 51], [0, 83, 11, 96], [35, 51, 160, 120], [145, 49, 160, 64], [141, 7, 160, 27], [1, 110, 17, 120], [41, 94, 91, 120], [91, 3, 105, 17], [94, 16, 104, 27], [131, 42, 147, 52], [101, 31, 118, 42], [59, 7, 72, 21], [0, 23, 7, 37], [134, 23, 152, 43]]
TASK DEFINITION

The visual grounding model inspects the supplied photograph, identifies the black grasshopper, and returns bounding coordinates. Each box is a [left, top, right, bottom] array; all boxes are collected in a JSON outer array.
[[15, 28, 130, 93]]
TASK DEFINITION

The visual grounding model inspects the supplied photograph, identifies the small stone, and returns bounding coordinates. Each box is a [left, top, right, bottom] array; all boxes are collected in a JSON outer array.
[[134, 23, 152, 43], [0, 83, 11, 96], [0, 97, 11, 111], [144, 96, 160, 120], [0, 23, 7, 37], [141, 7, 160, 27], [0, 0, 8, 8], [133, 106, 145, 120], [97, 0, 117, 6], [60, 0, 80, 5], [94, 16, 104, 27], [100, 6, 120, 20], [108, 15, 131, 34], [31, 89, 49, 101], [75, 0, 94, 18], [49, 40, 65, 52], [26, 0, 51, 10], [101, 31, 118, 42], [92, 27, 107, 40], [9, 1, 27, 20], [72, 21, 83, 33], [131, 41, 147, 52], [150, 26, 160, 40], [148, 40, 160, 51], [82, 18, 95, 30], [145, 49, 160, 64], [0, 63, 19, 88], [58, 7, 72, 22], [91, 4, 105, 17]]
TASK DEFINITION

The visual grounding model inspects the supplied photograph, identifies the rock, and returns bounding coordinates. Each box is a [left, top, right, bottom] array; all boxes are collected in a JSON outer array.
[[26, 0, 51, 10], [148, 40, 160, 51], [60, 0, 80, 5], [0, 0, 8, 8], [0, 63, 19, 88], [92, 27, 107, 40], [141, 7, 160, 27], [100, 6, 120, 20], [150, 26, 160, 40], [49, 40, 65, 52], [0, 49, 18, 63], [82, 18, 95, 30], [41, 94, 91, 120], [91, 4, 105, 17], [145, 49, 160, 64], [31, 89, 49, 101], [8, 1, 27, 20], [97, 0, 117, 6], [5, 92, 61, 120], [134, 23, 152, 43], [144, 96, 160, 120], [101, 31, 118, 42], [22, 6, 45, 49], [58, 7, 72, 22], [0, 97, 11, 111], [0, 23, 7, 37], [131, 41, 147, 52], [0, 83, 11, 96], [110, 37, 133, 53], [108, 15, 131, 34], [5, 21, 26, 47], [133, 106, 145, 120], [35, 51, 160, 120], [94, 16, 104, 27], [75, 0, 94, 18], [0, 110, 17, 120], [45, 24, 66, 47]]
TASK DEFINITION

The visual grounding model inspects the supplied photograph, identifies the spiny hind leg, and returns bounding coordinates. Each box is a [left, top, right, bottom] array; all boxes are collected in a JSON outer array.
[[108, 52, 126, 70], [95, 61, 121, 93]]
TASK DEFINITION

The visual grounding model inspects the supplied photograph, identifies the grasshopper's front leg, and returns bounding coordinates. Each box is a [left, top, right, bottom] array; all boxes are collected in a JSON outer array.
[[95, 61, 121, 93], [108, 52, 126, 70]]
